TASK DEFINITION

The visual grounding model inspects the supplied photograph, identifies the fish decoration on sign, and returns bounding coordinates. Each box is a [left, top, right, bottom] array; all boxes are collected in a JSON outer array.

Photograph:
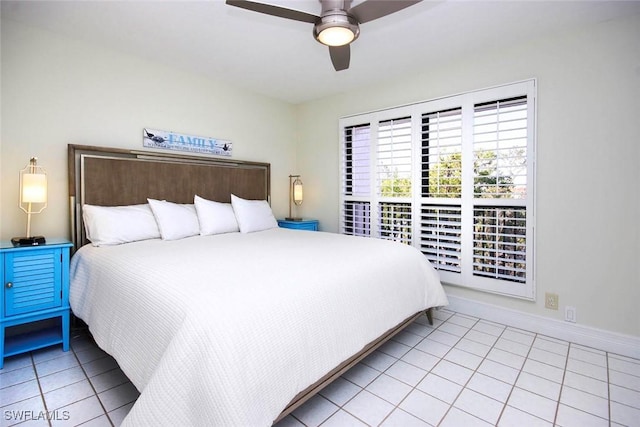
[[143, 128, 232, 157]]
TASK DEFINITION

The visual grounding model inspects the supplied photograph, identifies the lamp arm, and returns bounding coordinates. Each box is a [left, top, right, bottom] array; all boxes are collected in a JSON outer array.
[[288, 176, 293, 219]]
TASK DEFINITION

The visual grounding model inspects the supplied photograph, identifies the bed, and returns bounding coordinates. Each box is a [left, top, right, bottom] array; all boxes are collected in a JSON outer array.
[[67, 144, 448, 426]]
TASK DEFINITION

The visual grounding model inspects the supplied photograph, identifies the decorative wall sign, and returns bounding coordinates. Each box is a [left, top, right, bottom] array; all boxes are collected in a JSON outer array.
[[143, 128, 232, 157]]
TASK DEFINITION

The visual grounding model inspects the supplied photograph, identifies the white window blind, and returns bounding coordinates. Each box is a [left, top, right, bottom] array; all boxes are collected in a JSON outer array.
[[343, 124, 371, 198], [421, 108, 463, 198], [420, 107, 463, 274], [341, 124, 371, 236], [339, 80, 536, 299], [377, 117, 412, 198], [421, 204, 462, 273], [473, 97, 528, 199], [472, 97, 529, 285], [379, 202, 412, 244], [377, 116, 412, 244]]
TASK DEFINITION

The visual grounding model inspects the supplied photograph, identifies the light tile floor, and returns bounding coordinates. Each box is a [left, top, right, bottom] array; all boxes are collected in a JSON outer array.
[[1, 309, 639, 426]]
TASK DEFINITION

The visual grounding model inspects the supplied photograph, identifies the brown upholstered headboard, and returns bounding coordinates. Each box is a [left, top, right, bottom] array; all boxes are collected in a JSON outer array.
[[68, 144, 270, 248]]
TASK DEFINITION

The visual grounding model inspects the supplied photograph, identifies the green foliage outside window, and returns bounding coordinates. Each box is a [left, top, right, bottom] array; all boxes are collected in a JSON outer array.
[[379, 169, 411, 197]]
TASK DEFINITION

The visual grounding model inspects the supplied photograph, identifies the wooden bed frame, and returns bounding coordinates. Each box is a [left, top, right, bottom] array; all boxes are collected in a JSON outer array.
[[68, 144, 270, 248], [67, 144, 432, 423]]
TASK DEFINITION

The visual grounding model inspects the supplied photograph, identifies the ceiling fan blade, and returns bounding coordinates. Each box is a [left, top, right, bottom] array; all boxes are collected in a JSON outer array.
[[226, 0, 318, 24], [329, 45, 350, 71], [349, 0, 422, 24]]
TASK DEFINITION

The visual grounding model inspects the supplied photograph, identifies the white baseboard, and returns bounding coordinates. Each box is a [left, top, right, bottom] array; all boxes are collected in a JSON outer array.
[[446, 295, 640, 359]]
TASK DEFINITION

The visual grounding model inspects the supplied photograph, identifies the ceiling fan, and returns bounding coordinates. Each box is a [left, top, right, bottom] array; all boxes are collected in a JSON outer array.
[[226, 0, 422, 71]]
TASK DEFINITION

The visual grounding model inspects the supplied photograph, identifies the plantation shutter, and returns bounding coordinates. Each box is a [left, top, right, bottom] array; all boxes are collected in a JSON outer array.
[[341, 123, 371, 236], [472, 97, 529, 284], [420, 108, 463, 274], [339, 80, 535, 299], [377, 117, 412, 244]]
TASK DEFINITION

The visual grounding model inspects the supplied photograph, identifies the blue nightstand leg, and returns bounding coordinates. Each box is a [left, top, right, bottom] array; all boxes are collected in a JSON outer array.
[[0, 324, 5, 369], [62, 311, 70, 352]]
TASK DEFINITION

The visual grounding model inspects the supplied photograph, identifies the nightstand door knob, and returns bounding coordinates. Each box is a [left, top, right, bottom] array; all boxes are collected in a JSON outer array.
[[5, 282, 12, 289]]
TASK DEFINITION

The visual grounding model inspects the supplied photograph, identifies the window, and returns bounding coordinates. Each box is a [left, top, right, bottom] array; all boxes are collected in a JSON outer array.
[[342, 124, 371, 237], [339, 80, 536, 299]]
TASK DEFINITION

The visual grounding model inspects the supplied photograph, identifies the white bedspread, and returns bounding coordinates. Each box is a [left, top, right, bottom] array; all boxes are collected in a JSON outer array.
[[70, 228, 448, 426]]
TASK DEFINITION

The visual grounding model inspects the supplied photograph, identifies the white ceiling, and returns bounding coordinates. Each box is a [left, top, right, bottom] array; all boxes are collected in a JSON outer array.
[[2, 0, 639, 104]]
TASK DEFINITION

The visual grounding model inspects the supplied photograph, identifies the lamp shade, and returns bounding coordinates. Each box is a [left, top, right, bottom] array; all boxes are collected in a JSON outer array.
[[13, 157, 48, 245], [22, 173, 47, 203], [287, 174, 304, 221], [19, 157, 48, 215], [293, 178, 303, 205]]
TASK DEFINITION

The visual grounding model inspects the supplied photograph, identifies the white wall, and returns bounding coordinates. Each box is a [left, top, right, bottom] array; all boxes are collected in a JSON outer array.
[[296, 14, 640, 337], [1, 19, 297, 241]]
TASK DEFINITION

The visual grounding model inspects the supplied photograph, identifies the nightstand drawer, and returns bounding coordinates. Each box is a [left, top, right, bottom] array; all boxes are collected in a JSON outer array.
[[277, 219, 319, 231], [4, 248, 63, 316]]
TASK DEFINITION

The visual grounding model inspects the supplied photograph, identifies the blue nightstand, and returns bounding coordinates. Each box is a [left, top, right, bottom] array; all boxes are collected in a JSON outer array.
[[1, 240, 73, 368], [277, 219, 319, 231]]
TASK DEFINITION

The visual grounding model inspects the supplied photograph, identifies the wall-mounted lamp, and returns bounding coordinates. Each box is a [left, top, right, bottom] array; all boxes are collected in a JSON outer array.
[[11, 157, 47, 246], [286, 175, 303, 221]]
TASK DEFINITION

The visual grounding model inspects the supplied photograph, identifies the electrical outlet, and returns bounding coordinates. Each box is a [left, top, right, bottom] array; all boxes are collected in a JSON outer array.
[[565, 306, 577, 322], [545, 293, 559, 310]]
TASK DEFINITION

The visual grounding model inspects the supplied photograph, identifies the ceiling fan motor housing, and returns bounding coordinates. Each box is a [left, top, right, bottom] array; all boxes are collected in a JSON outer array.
[[314, 11, 360, 46], [313, 0, 360, 46]]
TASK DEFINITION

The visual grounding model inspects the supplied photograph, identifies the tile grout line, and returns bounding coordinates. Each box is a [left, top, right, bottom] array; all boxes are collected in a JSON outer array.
[[503, 332, 613, 425], [337, 311, 443, 426], [607, 349, 612, 426], [438, 315, 554, 425], [466, 320, 549, 426], [561, 344, 613, 423], [460, 319, 626, 425], [387, 313, 538, 426], [403, 312, 469, 426], [493, 329, 535, 426], [31, 352, 53, 427], [434, 314, 484, 426], [383, 311, 504, 426], [491, 327, 618, 424], [432, 317, 565, 425], [380, 312, 452, 426], [293, 316, 434, 426], [381, 313, 448, 423], [0, 354, 65, 425], [551, 338, 571, 426], [310, 311, 451, 426], [69, 339, 116, 427], [445, 317, 546, 425], [343, 311, 438, 426]]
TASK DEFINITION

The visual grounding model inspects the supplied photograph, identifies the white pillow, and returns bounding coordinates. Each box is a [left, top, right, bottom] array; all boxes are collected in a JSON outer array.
[[147, 198, 200, 241], [194, 195, 239, 235], [231, 194, 278, 233], [83, 204, 161, 246]]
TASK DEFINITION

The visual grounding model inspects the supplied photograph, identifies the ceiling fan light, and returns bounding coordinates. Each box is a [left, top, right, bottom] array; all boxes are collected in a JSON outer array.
[[314, 12, 360, 47], [317, 26, 355, 46]]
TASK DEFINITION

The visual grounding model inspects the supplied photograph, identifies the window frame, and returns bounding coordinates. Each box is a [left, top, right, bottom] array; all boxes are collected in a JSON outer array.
[[339, 80, 536, 300]]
